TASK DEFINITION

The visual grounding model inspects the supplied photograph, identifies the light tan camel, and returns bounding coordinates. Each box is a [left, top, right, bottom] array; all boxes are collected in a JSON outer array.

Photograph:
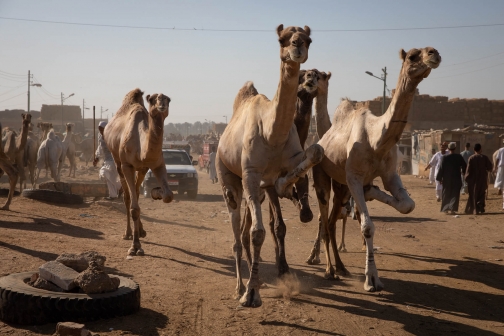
[[312, 47, 441, 292], [24, 123, 39, 188], [2, 114, 31, 192], [36, 129, 63, 184], [105, 89, 173, 256], [0, 122, 19, 210], [216, 25, 324, 308], [35, 122, 54, 179]]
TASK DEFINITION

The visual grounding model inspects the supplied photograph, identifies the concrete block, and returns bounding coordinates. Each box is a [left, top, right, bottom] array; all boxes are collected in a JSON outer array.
[[55, 322, 92, 336], [39, 261, 78, 291]]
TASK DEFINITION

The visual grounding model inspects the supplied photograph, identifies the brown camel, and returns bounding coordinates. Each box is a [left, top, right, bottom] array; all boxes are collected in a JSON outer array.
[[216, 25, 324, 308], [61, 123, 77, 177], [2, 114, 31, 192], [105, 89, 174, 256], [0, 122, 19, 210], [312, 47, 441, 292]]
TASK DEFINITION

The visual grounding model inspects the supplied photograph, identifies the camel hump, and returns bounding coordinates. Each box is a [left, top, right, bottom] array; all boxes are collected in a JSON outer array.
[[332, 98, 355, 124], [233, 81, 258, 114], [47, 129, 57, 140], [123, 88, 145, 106]]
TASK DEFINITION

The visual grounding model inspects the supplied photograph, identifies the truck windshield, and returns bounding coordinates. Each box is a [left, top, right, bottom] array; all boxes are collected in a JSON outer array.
[[163, 152, 191, 165]]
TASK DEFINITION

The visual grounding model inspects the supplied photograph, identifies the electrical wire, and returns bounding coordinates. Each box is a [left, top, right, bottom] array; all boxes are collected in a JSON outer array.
[[432, 62, 504, 79], [0, 74, 26, 82], [443, 51, 504, 67], [1, 16, 503, 32], [0, 83, 25, 97], [0, 91, 26, 103], [0, 70, 25, 77]]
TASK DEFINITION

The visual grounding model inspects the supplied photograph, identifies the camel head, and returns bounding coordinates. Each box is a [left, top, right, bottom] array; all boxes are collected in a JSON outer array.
[[146, 93, 170, 120], [277, 24, 311, 64], [21, 113, 32, 127], [65, 123, 74, 132], [399, 47, 441, 81], [298, 69, 320, 94]]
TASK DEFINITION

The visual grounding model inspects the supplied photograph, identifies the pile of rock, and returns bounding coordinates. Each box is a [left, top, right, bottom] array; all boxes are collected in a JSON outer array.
[[28, 251, 120, 294]]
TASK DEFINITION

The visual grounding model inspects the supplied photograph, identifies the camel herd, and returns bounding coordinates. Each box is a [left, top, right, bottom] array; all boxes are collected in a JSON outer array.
[[0, 24, 442, 309]]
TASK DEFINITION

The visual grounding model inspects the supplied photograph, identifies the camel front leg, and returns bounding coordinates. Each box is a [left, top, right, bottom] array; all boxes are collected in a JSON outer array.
[[265, 187, 289, 277], [135, 168, 148, 238], [293, 176, 313, 222], [121, 164, 144, 256], [216, 154, 245, 298], [372, 172, 415, 214], [275, 144, 324, 198], [338, 214, 347, 252], [327, 191, 348, 276], [240, 170, 265, 307], [150, 164, 174, 203], [347, 172, 384, 292], [116, 161, 132, 240], [306, 216, 322, 265]]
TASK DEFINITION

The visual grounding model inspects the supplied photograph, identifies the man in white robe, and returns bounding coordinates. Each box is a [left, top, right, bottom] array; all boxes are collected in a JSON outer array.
[[425, 142, 448, 202]]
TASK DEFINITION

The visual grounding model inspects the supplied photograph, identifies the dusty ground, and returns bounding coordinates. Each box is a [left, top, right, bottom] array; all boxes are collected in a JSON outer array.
[[0, 165, 503, 336]]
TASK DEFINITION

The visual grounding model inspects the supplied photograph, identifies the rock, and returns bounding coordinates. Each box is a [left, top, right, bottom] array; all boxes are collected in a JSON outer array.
[[39, 261, 79, 291], [32, 278, 65, 292], [56, 251, 106, 272], [55, 322, 92, 336], [74, 261, 120, 294]]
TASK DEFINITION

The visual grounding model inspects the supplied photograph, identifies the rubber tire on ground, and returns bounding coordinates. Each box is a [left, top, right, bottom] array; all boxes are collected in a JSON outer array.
[[187, 190, 197, 199], [21, 189, 83, 205], [0, 272, 140, 325], [0, 189, 20, 197]]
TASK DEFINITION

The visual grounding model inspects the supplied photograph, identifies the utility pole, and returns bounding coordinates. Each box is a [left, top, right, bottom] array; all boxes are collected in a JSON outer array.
[[381, 67, 387, 116], [223, 115, 227, 124], [100, 106, 108, 120], [27, 70, 30, 114]]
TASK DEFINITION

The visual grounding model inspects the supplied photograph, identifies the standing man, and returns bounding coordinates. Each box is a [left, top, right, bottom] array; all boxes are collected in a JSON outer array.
[[460, 143, 473, 194], [494, 140, 504, 210], [436, 142, 467, 214], [208, 146, 217, 184], [428, 148, 436, 185], [425, 141, 449, 202], [93, 121, 122, 200], [464, 144, 493, 214]]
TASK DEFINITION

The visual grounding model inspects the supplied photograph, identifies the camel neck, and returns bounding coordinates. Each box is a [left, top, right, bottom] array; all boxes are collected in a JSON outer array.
[[375, 74, 420, 157], [294, 89, 315, 147], [145, 111, 164, 155], [265, 61, 300, 146], [314, 89, 331, 139], [63, 129, 73, 143], [17, 122, 30, 150]]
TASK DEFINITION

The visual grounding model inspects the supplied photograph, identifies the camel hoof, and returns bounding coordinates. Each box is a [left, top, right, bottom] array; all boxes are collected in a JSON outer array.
[[139, 229, 147, 238], [361, 245, 367, 251], [305, 257, 320, 265], [299, 208, 313, 223], [335, 267, 350, 276], [136, 248, 145, 256], [239, 288, 262, 308], [234, 284, 246, 299], [338, 246, 347, 253], [123, 234, 132, 240], [127, 247, 136, 256], [364, 276, 384, 292]]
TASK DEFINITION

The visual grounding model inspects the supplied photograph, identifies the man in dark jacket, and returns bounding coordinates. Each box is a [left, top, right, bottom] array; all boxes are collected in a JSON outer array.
[[436, 142, 467, 214], [464, 143, 493, 214]]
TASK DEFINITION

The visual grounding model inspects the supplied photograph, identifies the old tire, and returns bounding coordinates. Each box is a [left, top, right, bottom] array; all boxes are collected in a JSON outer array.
[[0, 272, 140, 325], [0, 189, 20, 197], [21, 189, 83, 205]]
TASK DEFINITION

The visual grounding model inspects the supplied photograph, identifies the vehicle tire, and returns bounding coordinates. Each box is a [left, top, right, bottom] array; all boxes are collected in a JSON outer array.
[[0, 272, 140, 325], [142, 184, 149, 198], [21, 189, 83, 205], [187, 190, 197, 199], [0, 189, 20, 197]]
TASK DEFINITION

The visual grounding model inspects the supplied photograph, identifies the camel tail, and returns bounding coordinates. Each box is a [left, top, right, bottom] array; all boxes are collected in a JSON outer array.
[[233, 81, 258, 114]]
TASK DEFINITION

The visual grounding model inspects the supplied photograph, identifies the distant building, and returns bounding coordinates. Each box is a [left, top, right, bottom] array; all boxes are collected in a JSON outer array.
[[0, 109, 41, 130]]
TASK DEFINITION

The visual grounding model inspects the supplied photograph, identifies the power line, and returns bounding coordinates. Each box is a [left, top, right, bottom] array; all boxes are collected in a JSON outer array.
[[1, 16, 504, 32], [0, 91, 26, 103], [432, 62, 504, 79], [0, 74, 25, 82], [0, 83, 25, 97], [443, 51, 504, 67], [0, 70, 25, 77]]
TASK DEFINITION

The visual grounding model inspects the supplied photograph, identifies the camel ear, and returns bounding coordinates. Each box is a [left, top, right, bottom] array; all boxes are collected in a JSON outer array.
[[304, 26, 311, 36], [146, 95, 151, 103], [21, 113, 25, 118], [276, 24, 284, 37], [399, 49, 407, 61], [327, 72, 332, 80]]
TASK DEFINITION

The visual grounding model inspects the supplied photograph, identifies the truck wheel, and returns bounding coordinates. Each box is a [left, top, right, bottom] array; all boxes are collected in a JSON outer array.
[[187, 190, 197, 199], [0, 272, 140, 325]]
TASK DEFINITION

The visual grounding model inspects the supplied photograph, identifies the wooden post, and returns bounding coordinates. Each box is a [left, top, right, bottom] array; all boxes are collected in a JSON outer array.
[[93, 106, 96, 162]]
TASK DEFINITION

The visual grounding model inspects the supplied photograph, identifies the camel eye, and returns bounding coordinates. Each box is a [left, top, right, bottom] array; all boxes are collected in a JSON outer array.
[[409, 54, 418, 61]]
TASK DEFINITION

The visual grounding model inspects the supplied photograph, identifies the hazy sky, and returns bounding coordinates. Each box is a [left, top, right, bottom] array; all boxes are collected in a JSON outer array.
[[1, 0, 503, 124]]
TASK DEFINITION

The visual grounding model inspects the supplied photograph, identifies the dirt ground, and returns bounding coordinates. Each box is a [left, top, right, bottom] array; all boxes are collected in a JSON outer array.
[[0, 165, 503, 336]]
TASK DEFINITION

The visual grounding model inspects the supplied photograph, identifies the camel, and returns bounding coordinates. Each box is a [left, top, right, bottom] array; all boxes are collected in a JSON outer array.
[[0, 122, 19, 211], [2, 114, 31, 192], [105, 89, 173, 256], [24, 123, 39, 188], [216, 25, 324, 308], [72, 134, 95, 166], [35, 129, 64, 184], [312, 47, 441, 292], [61, 123, 77, 178]]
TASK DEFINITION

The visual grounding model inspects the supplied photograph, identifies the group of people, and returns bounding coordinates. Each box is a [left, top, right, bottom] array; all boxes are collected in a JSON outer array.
[[425, 140, 504, 215]]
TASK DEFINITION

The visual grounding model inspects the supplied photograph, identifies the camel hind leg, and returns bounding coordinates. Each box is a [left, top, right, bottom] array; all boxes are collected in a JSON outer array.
[[0, 159, 19, 211], [135, 168, 148, 238], [265, 187, 289, 277], [121, 163, 144, 256], [116, 160, 133, 240], [216, 153, 245, 299]]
